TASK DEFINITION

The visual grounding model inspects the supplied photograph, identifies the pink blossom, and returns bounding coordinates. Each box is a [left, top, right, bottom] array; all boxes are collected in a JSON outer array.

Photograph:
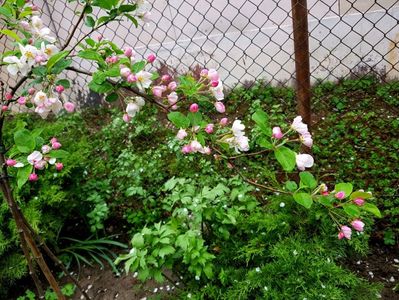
[[300, 132, 313, 148], [55, 162, 63, 171], [6, 159, 17, 167], [190, 103, 199, 113], [18, 97, 26, 105], [351, 219, 365, 232], [171, 105, 178, 110], [220, 118, 228, 126], [127, 74, 137, 83], [52, 141, 62, 150], [147, 53, 156, 63], [123, 113, 131, 123], [203, 146, 211, 155], [272, 127, 283, 139], [28, 88, 36, 95], [35, 55, 46, 63], [20, 21, 30, 30], [353, 198, 365, 206], [214, 102, 225, 113], [142, 11, 152, 23], [41, 145, 51, 154], [50, 137, 58, 144], [211, 80, 219, 87], [205, 124, 214, 134], [34, 160, 46, 170], [207, 69, 220, 82], [5, 92, 12, 101], [181, 144, 192, 154], [176, 129, 188, 140], [190, 140, 203, 152], [55, 85, 64, 93], [339, 225, 352, 240], [168, 81, 177, 91], [162, 74, 171, 82], [200, 69, 208, 76], [152, 86, 166, 98], [167, 92, 178, 105], [335, 191, 346, 200], [64, 102, 75, 113], [120, 67, 131, 78], [123, 46, 134, 57], [106, 56, 119, 64], [29, 173, 38, 182], [2, 105, 8, 112]]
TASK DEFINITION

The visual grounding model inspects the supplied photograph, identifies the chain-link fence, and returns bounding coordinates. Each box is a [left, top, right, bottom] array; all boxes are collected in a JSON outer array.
[[1, 0, 399, 103]]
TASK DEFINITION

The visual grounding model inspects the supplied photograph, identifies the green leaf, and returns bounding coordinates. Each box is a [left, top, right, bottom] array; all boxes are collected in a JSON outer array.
[[334, 183, 353, 198], [257, 137, 273, 149], [362, 203, 382, 218], [343, 204, 361, 217], [125, 14, 138, 27], [85, 16, 95, 28], [274, 146, 296, 172], [105, 93, 119, 102], [131, 233, 144, 248], [252, 110, 271, 136], [14, 129, 35, 153], [350, 191, 373, 200], [92, 0, 118, 10], [52, 59, 72, 74], [285, 181, 298, 192], [55, 79, 70, 89], [32, 66, 47, 77], [299, 171, 317, 189], [17, 165, 32, 189], [85, 38, 96, 47], [132, 61, 146, 73], [119, 4, 137, 13], [48, 150, 69, 158], [77, 50, 104, 62], [293, 193, 313, 209], [88, 80, 114, 94], [0, 29, 21, 42], [158, 245, 175, 258], [0, 7, 13, 19], [187, 112, 202, 126], [318, 195, 334, 208], [167, 112, 190, 129], [47, 50, 70, 71]]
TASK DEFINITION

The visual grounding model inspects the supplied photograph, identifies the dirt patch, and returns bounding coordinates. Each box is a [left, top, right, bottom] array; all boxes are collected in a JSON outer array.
[[347, 244, 399, 299]]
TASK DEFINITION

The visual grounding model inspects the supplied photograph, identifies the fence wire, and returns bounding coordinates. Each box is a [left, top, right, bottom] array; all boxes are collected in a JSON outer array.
[[1, 0, 399, 103]]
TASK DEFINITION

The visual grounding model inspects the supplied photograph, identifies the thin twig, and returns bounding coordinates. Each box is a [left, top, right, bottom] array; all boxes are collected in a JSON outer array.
[[61, 4, 88, 51]]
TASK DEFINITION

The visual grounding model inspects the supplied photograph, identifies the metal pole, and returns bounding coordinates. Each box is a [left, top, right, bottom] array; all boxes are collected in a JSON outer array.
[[291, 0, 311, 128]]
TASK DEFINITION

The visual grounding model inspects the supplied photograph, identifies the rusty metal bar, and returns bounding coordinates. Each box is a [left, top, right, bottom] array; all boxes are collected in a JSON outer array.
[[291, 0, 311, 128]]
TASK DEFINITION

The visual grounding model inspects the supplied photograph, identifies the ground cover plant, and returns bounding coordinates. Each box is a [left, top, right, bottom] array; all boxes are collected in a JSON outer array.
[[0, 0, 397, 299]]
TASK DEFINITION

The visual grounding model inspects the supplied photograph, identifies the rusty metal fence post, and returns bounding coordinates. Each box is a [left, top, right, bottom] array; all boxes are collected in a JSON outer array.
[[291, 0, 311, 128]]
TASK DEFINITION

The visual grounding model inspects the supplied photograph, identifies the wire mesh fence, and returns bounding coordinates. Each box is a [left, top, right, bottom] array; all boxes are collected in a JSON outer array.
[[1, 0, 399, 104]]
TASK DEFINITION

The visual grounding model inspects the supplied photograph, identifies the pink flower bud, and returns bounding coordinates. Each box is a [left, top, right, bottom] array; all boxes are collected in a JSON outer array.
[[220, 118, 228, 126], [97, 34, 103, 42], [31, 5, 39, 11], [50, 137, 58, 144], [55, 162, 63, 171], [208, 69, 220, 82], [351, 219, 365, 232], [106, 56, 119, 64], [339, 225, 352, 240], [353, 198, 365, 206], [272, 126, 283, 139], [205, 124, 214, 134], [18, 97, 26, 105], [5, 92, 12, 101], [64, 102, 75, 113], [28, 38, 34, 45], [200, 69, 209, 76], [176, 129, 187, 140], [152, 86, 165, 98], [35, 55, 46, 63], [28, 88, 36, 95], [168, 81, 177, 91], [171, 105, 178, 110], [335, 191, 346, 200], [123, 46, 134, 57], [34, 160, 46, 170], [189, 103, 199, 113], [211, 80, 219, 87], [181, 145, 192, 154], [55, 85, 64, 93], [122, 113, 131, 123], [2, 105, 8, 112], [147, 53, 156, 63], [6, 159, 17, 167], [29, 173, 38, 182], [338, 232, 345, 240], [20, 21, 30, 30], [162, 74, 171, 82], [120, 67, 131, 78], [127, 74, 137, 83], [52, 141, 62, 150], [214, 101, 225, 113], [42, 145, 51, 154]]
